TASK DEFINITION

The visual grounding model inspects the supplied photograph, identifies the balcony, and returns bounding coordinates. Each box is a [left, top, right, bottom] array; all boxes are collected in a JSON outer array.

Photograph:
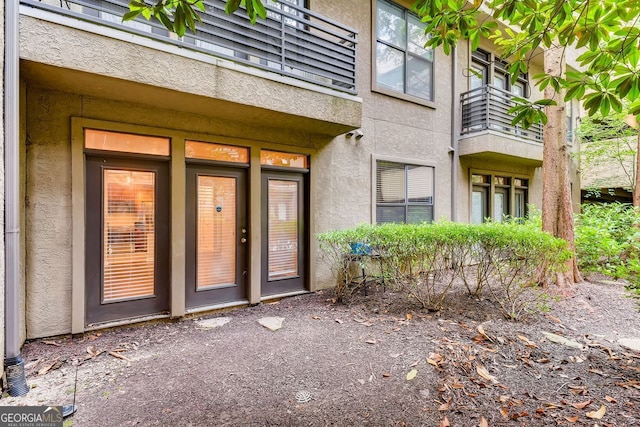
[[20, 0, 362, 137], [21, 0, 357, 94], [459, 85, 544, 166]]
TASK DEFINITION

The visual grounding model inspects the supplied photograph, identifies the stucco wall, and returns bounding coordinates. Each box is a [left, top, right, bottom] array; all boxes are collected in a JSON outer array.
[[21, 0, 574, 337], [25, 85, 345, 338]]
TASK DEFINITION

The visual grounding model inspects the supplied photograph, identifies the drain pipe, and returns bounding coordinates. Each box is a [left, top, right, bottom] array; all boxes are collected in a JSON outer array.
[[450, 46, 459, 222], [4, 0, 29, 396]]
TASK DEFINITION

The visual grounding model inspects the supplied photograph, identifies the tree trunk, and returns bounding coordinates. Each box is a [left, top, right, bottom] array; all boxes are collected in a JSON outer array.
[[541, 48, 583, 285]]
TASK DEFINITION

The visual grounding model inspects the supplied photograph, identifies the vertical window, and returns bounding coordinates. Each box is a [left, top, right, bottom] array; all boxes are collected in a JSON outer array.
[[471, 49, 528, 96], [566, 100, 574, 143], [376, 161, 434, 224], [471, 173, 528, 223], [375, 0, 434, 101]]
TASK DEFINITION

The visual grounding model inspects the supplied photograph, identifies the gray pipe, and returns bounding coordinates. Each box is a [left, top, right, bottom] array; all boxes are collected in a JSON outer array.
[[5, 0, 29, 396], [450, 45, 458, 222]]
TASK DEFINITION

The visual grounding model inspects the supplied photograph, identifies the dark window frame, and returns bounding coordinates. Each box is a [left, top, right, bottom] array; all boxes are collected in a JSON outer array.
[[374, 0, 435, 104], [376, 160, 435, 224], [470, 172, 529, 223], [472, 49, 529, 97]]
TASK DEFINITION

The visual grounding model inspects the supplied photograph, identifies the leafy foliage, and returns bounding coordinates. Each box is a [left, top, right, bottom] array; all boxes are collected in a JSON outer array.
[[578, 110, 638, 194], [411, 0, 640, 123], [317, 221, 570, 320], [125, 0, 269, 36], [575, 203, 640, 294]]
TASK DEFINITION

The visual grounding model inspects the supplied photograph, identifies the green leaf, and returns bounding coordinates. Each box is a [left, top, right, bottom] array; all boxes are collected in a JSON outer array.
[[225, 0, 242, 15], [252, 0, 267, 19], [533, 99, 557, 107], [122, 10, 142, 22]]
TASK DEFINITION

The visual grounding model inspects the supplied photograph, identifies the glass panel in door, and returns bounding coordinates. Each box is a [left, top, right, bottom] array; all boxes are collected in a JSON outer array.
[[186, 166, 247, 308], [262, 171, 306, 296], [268, 179, 299, 280], [85, 157, 170, 325], [197, 176, 237, 288], [103, 169, 155, 301]]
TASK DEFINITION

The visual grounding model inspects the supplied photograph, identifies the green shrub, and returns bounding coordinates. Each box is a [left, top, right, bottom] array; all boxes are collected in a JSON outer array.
[[317, 221, 571, 320], [575, 203, 640, 295]]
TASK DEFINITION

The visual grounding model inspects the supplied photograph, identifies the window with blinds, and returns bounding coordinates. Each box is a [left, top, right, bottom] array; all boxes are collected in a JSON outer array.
[[376, 161, 434, 224], [268, 179, 299, 280], [103, 169, 156, 302], [197, 176, 237, 288]]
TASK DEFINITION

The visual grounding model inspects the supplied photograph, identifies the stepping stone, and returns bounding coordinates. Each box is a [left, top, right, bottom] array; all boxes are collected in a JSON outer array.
[[196, 317, 231, 329], [619, 338, 640, 352], [258, 317, 285, 331]]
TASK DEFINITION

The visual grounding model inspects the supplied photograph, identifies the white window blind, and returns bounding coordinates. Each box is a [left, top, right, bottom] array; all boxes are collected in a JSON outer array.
[[103, 169, 156, 302], [268, 179, 299, 280], [197, 176, 237, 288], [376, 161, 434, 224]]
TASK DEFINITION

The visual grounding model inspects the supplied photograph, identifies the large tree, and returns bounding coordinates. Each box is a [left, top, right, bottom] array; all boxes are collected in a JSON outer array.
[[411, 0, 640, 284], [127, 0, 640, 284]]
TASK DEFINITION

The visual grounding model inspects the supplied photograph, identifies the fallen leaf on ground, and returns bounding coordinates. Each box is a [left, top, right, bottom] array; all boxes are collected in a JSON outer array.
[[571, 400, 591, 409], [311, 316, 321, 320], [478, 324, 494, 343], [406, 313, 414, 321], [382, 373, 390, 378], [427, 353, 443, 366], [585, 405, 606, 419], [365, 339, 377, 345], [438, 400, 451, 411], [517, 335, 537, 348], [108, 351, 132, 362], [440, 416, 450, 427], [476, 365, 498, 384], [564, 416, 579, 423], [335, 319, 343, 324], [605, 396, 617, 403], [480, 416, 488, 427], [542, 331, 584, 350], [87, 346, 101, 357], [43, 340, 61, 347], [500, 407, 509, 419], [410, 359, 420, 367], [406, 369, 417, 380], [38, 361, 56, 376]]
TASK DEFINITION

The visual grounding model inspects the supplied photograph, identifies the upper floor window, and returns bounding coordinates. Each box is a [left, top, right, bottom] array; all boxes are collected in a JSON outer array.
[[376, 161, 434, 224], [471, 49, 528, 97], [375, 0, 434, 102]]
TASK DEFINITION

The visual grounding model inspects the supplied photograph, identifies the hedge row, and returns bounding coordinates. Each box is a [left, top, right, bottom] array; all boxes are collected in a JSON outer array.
[[317, 221, 571, 320]]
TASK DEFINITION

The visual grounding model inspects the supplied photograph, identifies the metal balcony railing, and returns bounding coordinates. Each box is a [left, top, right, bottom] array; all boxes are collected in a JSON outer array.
[[460, 85, 543, 143], [21, 0, 357, 94]]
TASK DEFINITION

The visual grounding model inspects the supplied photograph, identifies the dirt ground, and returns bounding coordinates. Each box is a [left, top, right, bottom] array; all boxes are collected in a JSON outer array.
[[2, 277, 640, 426]]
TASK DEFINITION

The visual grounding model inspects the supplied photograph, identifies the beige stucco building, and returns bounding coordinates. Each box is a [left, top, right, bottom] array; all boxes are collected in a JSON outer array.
[[5, 0, 580, 345]]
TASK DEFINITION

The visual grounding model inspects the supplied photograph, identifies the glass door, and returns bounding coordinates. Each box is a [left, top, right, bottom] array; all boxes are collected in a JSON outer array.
[[85, 157, 170, 325], [186, 166, 248, 308], [261, 171, 306, 296]]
